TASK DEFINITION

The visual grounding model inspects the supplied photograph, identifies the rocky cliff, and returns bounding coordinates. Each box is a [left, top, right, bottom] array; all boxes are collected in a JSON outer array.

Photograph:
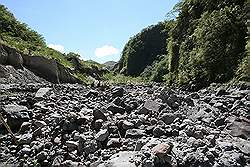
[[0, 44, 79, 84]]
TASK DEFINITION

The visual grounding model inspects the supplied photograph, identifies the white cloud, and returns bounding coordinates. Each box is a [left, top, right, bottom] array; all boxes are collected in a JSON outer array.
[[95, 45, 119, 58], [48, 44, 65, 53]]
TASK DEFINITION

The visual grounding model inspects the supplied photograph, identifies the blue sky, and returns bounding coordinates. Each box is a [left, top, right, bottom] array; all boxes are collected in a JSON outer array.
[[1, 0, 179, 63]]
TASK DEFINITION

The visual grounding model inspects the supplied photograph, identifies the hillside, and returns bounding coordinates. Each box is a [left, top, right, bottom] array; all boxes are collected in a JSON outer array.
[[103, 61, 117, 70], [0, 5, 106, 84], [116, 0, 248, 88], [116, 21, 174, 76]]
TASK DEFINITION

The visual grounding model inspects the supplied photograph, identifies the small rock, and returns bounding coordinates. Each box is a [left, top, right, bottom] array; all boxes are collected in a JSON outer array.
[[107, 104, 125, 115], [126, 129, 146, 138], [193, 130, 204, 139], [35, 87, 51, 99], [86, 90, 99, 97], [52, 155, 64, 167], [95, 129, 109, 142], [172, 129, 179, 136], [20, 147, 31, 155], [19, 122, 31, 133], [93, 109, 107, 121], [189, 92, 200, 99], [54, 137, 61, 144], [112, 97, 122, 106], [33, 127, 43, 137], [152, 143, 173, 157], [112, 87, 124, 98], [34, 120, 47, 128], [36, 151, 48, 161], [98, 151, 139, 167], [66, 141, 79, 151], [122, 120, 134, 130], [153, 126, 165, 137], [18, 133, 33, 145], [206, 135, 216, 146], [84, 140, 98, 155], [61, 160, 84, 167], [215, 117, 225, 127], [44, 142, 53, 149], [107, 138, 122, 148], [161, 113, 176, 125], [94, 119, 104, 130], [216, 88, 228, 96]]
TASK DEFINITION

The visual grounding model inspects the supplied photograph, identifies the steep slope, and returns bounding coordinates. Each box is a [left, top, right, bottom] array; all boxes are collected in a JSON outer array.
[[103, 61, 116, 70], [166, 0, 248, 87], [0, 4, 106, 84], [116, 0, 248, 87], [0, 43, 79, 83], [116, 21, 174, 76], [0, 5, 71, 68]]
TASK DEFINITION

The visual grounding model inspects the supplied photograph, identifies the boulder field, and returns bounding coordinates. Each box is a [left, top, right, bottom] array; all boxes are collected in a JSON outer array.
[[0, 82, 249, 167]]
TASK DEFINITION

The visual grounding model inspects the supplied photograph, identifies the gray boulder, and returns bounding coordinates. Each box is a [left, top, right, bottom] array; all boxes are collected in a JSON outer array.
[[3, 104, 30, 131], [95, 129, 109, 142], [137, 100, 161, 115], [35, 87, 51, 99], [98, 151, 140, 167], [161, 113, 176, 125]]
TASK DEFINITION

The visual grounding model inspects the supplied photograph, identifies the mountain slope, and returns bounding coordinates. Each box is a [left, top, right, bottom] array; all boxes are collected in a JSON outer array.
[[116, 21, 174, 76], [0, 4, 106, 84], [116, 0, 248, 87], [166, 0, 248, 87]]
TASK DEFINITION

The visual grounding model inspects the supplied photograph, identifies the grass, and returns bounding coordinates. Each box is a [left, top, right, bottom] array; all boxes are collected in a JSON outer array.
[[0, 36, 73, 68], [73, 72, 94, 85]]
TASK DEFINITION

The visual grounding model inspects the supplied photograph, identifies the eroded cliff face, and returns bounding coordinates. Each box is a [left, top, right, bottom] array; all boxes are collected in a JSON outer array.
[[0, 44, 79, 84]]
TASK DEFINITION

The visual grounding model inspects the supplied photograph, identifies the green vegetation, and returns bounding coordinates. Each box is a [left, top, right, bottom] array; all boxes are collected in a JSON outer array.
[[167, 0, 248, 87], [73, 72, 94, 85], [0, 5, 72, 68], [116, 0, 248, 87], [1, 1, 248, 87], [116, 21, 175, 76], [0, 4, 106, 84]]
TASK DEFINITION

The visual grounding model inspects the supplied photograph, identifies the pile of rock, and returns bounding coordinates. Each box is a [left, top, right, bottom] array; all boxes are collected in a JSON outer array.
[[0, 82, 249, 167]]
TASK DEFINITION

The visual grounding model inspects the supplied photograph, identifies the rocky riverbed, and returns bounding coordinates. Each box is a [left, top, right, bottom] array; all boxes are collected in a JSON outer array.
[[0, 83, 249, 167]]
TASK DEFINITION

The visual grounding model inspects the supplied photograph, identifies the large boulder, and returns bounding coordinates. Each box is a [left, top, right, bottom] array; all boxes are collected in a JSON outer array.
[[0, 44, 23, 69], [98, 151, 141, 167], [225, 117, 250, 139], [23, 55, 78, 83], [137, 100, 161, 115], [3, 104, 30, 132], [6, 47, 23, 69], [22, 55, 59, 83], [35, 87, 52, 99]]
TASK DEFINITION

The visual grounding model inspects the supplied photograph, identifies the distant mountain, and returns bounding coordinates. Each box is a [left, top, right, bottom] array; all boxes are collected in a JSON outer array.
[[103, 61, 117, 71]]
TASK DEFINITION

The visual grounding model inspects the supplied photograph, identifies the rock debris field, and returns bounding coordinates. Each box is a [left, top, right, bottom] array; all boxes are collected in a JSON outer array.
[[0, 83, 249, 167]]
